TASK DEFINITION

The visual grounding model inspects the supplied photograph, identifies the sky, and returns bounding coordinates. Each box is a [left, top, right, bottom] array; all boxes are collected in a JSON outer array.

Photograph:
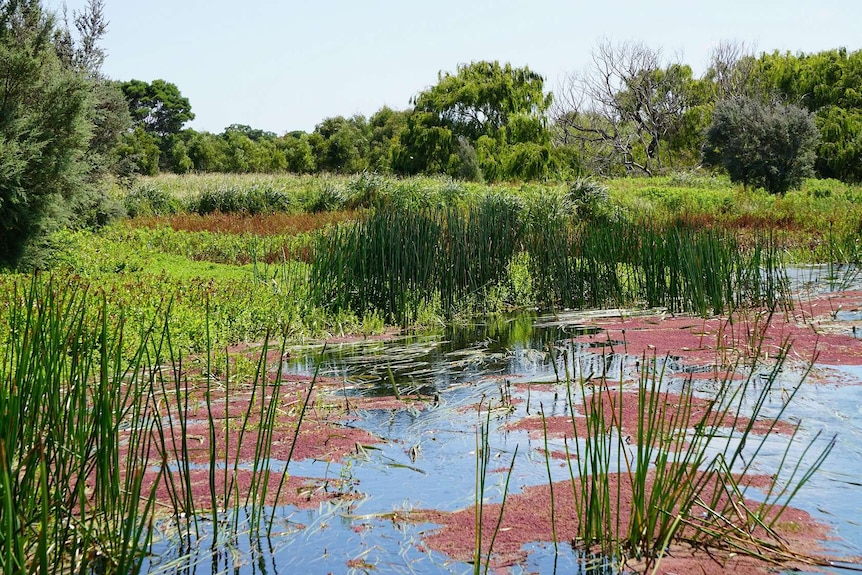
[[46, 0, 862, 135]]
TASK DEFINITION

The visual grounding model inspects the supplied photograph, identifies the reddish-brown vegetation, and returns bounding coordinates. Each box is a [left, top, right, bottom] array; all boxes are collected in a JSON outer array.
[[412, 472, 832, 574], [130, 210, 361, 236]]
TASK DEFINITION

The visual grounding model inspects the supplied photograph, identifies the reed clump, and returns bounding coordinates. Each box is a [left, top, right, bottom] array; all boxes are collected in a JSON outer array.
[[0, 276, 314, 575], [311, 196, 790, 324], [562, 342, 834, 572], [310, 194, 523, 325]]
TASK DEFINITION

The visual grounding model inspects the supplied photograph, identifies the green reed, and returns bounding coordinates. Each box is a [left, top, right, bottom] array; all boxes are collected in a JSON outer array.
[[312, 197, 790, 326], [0, 277, 159, 574], [0, 276, 315, 574], [311, 194, 523, 325], [561, 340, 835, 572], [473, 407, 518, 575], [527, 219, 789, 316]]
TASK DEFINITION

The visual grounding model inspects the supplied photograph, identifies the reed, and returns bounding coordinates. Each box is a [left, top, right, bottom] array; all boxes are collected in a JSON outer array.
[[473, 407, 518, 575], [313, 197, 790, 325], [561, 341, 835, 572], [0, 277, 159, 574], [310, 194, 523, 325], [0, 275, 316, 574]]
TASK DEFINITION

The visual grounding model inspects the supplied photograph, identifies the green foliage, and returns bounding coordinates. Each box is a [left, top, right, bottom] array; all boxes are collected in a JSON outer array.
[[280, 131, 317, 173], [0, 274, 324, 573], [305, 182, 347, 213], [186, 129, 229, 172], [312, 115, 370, 173], [116, 125, 161, 176], [414, 61, 551, 142], [396, 61, 554, 181], [311, 195, 524, 324], [0, 277, 157, 574], [123, 183, 182, 217], [120, 78, 194, 137], [84, 79, 133, 178], [703, 97, 819, 194], [187, 184, 292, 215], [566, 177, 611, 221], [814, 106, 862, 181], [751, 48, 862, 182], [0, 1, 92, 268], [367, 106, 409, 172]]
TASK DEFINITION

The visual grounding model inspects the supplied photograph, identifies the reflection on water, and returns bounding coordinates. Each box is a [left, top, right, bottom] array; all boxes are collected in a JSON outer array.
[[147, 297, 862, 574]]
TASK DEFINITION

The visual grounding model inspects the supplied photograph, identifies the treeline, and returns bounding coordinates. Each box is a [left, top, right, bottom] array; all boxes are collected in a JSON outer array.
[[121, 44, 862, 184]]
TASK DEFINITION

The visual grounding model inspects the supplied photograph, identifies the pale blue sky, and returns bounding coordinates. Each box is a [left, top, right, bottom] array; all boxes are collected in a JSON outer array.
[[47, 0, 861, 134]]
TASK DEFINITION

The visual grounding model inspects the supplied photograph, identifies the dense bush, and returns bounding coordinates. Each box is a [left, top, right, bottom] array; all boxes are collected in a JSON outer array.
[[703, 97, 819, 194]]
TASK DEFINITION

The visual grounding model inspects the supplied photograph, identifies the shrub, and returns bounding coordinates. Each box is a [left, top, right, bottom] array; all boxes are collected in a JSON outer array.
[[124, 184, 182, 217], [567, 177, 611, 221], [187, 184, 291, 215], [703, 97, 819, 195]]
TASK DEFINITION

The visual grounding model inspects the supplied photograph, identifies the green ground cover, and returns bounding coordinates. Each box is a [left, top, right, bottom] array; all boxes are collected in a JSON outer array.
[[2, 171, 858, 358]]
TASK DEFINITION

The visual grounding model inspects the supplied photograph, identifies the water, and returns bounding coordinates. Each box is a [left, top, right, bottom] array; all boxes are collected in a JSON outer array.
[[145, 293, 862, 574]]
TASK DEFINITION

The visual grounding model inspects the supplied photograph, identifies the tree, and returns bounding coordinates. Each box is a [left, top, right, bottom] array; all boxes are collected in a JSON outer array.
[[312, 115, 370, 173], [395, 61, 553, 180], [703, 40, 761, 101], [367, 106, 408, 172], [116, 126, 161, 176], [703, 97, 819, 194], [279, 132, 316, 173], [414, 61, 551, 141], [555, 40, 705, 175], [0, 0, 93, 267], [120, 79, 194, 137], [749, 48, 862, 182]]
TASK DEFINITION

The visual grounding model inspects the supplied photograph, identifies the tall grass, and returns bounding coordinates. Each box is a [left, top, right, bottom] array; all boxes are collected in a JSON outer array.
[[310, 194, 523, 324], [312, 197, 790, 324], [0, 276, 315, 574], [0, 277, 159, 574], [562, 342, 835, 572]]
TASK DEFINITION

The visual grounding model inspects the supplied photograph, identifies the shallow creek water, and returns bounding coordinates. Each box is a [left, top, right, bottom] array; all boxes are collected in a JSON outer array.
[[146, 267, 862, 574]]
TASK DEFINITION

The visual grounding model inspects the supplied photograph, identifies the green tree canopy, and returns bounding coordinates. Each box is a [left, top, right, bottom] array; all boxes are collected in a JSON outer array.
[[121, 78, 194, 137], [312, 115, 370, 173], [749, 48, 862, 181], [0, 0, 94, 267], [396, 61, 554, 180], [413, 60, 551, 142]]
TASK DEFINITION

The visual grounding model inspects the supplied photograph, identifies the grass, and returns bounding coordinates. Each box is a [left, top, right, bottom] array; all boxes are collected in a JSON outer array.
[[0, 276, 318, 574], [559, 340, 835, 572], [2, 171, 859, 572], [312, 198, 791, 324]]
